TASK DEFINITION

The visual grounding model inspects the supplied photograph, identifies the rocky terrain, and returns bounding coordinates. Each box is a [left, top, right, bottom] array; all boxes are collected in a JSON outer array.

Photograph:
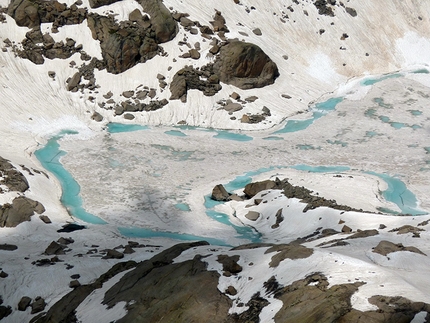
[[0, 0, 430, 322]]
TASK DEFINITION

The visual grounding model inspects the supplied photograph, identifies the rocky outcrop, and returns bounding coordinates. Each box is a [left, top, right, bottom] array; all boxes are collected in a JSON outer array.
[[213, 41, 279, 89], [0, 196, 45, 227], [31, 261, 138, 323], [0, 157, 29, 192], [7, 0, 86, 29], [243, 177, 367, 213], [170, 65, 221, 102], [373, 240, 426, 256], [274, 273, 364, 322], [265, 243, 313, 267], [101, 241, 232, 323], [87, 13, 159, 74]]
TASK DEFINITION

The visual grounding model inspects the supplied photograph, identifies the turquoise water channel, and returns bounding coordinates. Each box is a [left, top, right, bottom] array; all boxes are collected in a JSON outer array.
[[273, 97, 344, 134], [34, 131, 107, 224]]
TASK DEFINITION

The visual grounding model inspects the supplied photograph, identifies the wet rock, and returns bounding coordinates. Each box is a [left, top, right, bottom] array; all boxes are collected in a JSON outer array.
[[213, 41, 279, 89]]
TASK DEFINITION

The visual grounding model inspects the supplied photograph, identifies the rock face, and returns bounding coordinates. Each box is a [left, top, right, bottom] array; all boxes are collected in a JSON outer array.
[[32, 241, 231, 323], [86, 0, 177, 74], [102, 241, 232, 323], [213, 41, 279, 89], [373, 240, 426, 256], [274, 273, 364, 322], [0, 196, 45, 227]]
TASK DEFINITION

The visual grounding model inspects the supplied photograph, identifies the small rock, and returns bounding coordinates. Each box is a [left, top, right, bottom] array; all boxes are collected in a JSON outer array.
[[48, 71, 56, 78], [39, 215, 52, 224], [226, 285, 237, 295], [123, 113, 135, 120], [341, 225, 352, 233], [122, 90, 134, 98], [91, 111, 103, 122], [252, 28, 262, 36], [0, 271, 8, 278], [379, 224, 387, 230], [103, 249, 124, 259], [245, 211, 260, 221], [69, 280, 81, 288]]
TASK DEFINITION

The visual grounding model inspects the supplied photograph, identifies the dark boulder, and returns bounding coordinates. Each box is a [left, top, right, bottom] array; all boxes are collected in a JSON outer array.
[[213, 41, 279, 89], [18, 296, 32, 311]]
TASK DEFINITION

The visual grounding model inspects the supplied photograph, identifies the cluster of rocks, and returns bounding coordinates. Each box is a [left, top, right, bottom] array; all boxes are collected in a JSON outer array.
[[0, 156, 29, 192]]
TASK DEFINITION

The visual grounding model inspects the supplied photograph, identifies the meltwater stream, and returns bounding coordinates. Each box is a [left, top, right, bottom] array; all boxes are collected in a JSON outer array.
[[34, 79, 428, 246]]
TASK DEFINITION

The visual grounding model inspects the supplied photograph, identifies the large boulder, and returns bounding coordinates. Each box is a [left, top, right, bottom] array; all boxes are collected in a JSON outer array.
[[211, 184, 230, 201], [137, 0, 178, 43], [213, 41, 279, 89], [0, 196, 45, 227]]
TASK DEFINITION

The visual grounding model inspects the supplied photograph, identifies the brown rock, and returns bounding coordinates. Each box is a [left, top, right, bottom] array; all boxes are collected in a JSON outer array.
[[213, 41, 279, 89]]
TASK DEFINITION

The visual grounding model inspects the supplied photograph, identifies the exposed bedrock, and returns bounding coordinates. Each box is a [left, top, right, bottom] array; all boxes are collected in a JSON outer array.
[[213, 40, 279, 89], [32, 241, 232, 323]]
